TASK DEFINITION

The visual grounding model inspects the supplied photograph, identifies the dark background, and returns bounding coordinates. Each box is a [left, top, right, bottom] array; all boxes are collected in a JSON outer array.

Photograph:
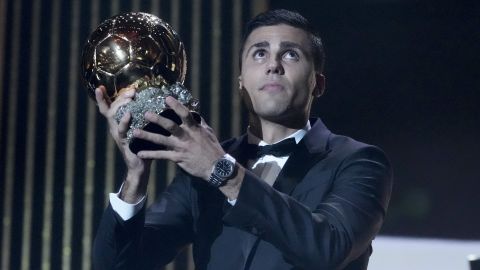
[[270, 0, 480, 239], [0, 0, 479, 269]]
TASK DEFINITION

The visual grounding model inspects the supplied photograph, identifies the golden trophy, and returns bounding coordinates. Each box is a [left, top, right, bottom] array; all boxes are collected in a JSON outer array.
[[81, 12, 199, 153]]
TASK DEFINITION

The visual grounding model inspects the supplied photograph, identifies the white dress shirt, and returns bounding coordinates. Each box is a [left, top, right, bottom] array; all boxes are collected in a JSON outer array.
[[110, 121, 311, 220]]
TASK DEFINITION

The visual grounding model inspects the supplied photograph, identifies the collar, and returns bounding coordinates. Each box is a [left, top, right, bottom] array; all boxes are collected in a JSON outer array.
[[246, 120, 311, 146], [224, 118, 331, 166]]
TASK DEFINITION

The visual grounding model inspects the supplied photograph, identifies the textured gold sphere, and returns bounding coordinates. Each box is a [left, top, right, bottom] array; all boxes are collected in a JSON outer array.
[[81, 12, 187, 101]]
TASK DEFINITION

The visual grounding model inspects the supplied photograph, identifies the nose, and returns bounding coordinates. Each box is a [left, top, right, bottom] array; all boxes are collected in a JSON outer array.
[[266, 58, 284, 75]]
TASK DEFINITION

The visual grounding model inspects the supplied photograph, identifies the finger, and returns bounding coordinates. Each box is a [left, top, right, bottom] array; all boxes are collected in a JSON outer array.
[[145, 111, 183, 137], [133, 128, 177, 148], [199, 116, 207, 126], [116, 86, 136, 98], [165, 96, 196, 127], [118, 112, 131, 138], [137, 149, 179, 162], [95, 86, 110, 115], [110, 88, 135, 115]]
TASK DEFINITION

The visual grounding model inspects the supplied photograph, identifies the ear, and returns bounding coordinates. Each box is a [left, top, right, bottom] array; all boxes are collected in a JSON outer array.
[[313, 73, 326, 98], [238, 75, 243, 90]]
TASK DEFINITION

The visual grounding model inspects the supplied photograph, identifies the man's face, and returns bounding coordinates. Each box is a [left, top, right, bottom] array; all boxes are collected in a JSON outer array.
[[239, 24, 324, 123]]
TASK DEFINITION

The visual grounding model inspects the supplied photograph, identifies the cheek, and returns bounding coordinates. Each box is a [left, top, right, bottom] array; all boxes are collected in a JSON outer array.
[[290, 69, 313, 90], [241, 69, 259, 90], [239, 71, 256, 102], [296, 68, 317, 94], [289, 71, 316, 104]]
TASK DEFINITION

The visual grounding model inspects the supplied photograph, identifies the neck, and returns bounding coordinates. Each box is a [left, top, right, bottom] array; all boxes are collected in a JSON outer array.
[[248, 113, 308, 144]]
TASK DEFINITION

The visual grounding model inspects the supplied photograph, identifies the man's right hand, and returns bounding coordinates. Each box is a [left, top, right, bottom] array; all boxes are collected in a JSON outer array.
[[95, 86, 151, 203]]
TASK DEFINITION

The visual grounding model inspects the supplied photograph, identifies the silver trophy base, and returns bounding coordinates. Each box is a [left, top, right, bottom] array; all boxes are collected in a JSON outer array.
[[114, 83, 200, 154]]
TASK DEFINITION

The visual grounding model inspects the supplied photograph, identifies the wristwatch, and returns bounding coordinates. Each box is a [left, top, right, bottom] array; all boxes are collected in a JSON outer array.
[[208, 154, 237, 187]]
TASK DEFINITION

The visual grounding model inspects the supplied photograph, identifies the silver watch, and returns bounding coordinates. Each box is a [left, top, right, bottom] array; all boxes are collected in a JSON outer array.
[[208, 154, 236, 187]]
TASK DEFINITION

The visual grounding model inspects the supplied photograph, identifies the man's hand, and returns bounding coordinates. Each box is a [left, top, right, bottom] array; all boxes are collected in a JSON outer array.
[[95, 86, 151, 203], [133, 96, 226, 180]]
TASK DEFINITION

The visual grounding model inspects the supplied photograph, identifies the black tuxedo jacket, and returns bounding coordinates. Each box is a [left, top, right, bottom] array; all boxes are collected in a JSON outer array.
[[93, 118, 393, 270]]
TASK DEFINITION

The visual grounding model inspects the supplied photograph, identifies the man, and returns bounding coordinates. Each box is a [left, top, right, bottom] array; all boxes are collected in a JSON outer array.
[[93, 9, 393, 270]]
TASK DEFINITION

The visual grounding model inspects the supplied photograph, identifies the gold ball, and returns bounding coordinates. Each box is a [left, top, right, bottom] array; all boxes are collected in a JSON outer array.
[[81, 12, 187, 101]]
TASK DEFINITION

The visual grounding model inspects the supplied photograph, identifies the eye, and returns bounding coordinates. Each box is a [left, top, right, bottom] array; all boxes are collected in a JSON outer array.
[[283, 50, 299, 61], [253, 49, 267, 60]]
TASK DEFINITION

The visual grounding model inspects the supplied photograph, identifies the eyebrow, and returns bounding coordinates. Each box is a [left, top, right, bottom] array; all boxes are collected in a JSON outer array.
[[245, 41, 269, 57], [279, 41, 302, 51], [244, 41, 305, 58]]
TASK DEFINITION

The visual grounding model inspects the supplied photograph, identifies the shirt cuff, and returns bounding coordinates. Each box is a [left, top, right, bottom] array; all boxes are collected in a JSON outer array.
[[109, 191, 146, 221], [227, 198, 237, 206]]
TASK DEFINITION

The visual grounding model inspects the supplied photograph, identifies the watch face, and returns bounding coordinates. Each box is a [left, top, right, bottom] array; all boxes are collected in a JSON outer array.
[[215, 159, 233, 178]]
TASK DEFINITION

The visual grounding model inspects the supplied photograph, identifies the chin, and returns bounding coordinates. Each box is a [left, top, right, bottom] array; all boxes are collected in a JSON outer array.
[[254, 103, 286, 116]]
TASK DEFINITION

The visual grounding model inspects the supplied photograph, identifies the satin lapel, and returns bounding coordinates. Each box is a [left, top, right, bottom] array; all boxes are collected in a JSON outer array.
[[273, 118, 332, 195], [224, 134, 250, 166], [273, 143, 329, 195]]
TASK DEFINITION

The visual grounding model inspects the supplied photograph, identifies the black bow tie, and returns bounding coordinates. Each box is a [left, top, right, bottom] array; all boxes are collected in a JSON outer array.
[[246, 138, 297, 159]]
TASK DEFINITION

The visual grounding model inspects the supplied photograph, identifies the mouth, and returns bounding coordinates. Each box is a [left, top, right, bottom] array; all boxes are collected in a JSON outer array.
[[260, 82, 284, 92]]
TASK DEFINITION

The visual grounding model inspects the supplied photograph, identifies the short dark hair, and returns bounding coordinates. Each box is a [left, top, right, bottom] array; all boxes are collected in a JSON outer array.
[[239, 9, 325, 73]]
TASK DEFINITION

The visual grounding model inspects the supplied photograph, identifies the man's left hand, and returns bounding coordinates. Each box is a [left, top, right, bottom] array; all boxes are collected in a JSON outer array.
[[134, 96, 225, 180]]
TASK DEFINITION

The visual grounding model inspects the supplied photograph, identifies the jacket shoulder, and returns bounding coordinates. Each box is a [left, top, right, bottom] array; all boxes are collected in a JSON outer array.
[[327, 132, 389, 163]]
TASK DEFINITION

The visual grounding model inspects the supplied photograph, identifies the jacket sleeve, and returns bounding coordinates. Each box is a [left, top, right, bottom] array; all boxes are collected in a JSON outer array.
[[222, 145, 393, 269], [93, 171, 194, 270]]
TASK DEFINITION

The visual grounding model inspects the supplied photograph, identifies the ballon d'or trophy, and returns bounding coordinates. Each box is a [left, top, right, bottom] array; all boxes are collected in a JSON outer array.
[[81, 12, 200, 153]]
